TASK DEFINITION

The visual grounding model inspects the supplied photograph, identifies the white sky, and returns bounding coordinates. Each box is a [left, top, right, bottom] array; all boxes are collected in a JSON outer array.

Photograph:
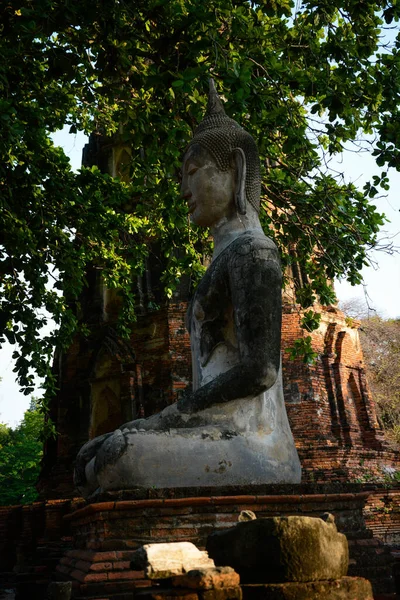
[[1, 128, 399, 426]]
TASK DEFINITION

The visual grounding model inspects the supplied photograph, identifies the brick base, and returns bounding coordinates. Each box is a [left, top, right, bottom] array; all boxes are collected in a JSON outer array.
[[57, 488, 395, 598], [56, 548, 150, 598]]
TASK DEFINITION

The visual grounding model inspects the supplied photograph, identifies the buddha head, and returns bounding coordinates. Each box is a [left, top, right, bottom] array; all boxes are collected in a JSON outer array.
[[181, 80, 261, 227]]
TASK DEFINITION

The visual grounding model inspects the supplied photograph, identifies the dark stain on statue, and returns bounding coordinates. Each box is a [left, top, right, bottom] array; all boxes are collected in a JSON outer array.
[[214, 460, 232, 474], [222, 430, 237, 439]]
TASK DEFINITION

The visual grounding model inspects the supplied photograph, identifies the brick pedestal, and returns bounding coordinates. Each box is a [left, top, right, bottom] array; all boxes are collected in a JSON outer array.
[[55, 486, 395, 599]]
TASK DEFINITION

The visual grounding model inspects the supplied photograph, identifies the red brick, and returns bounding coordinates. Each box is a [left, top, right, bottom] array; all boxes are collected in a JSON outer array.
[[211, 496, 256, 505], [356, 539, 380, 547], [60, 556, 75, 566], [189, 498, 214, 507], [253, 495, 297, 505], [108, 570, 146, 581], [115, 550, 140, 560], [83, 572, 109, 582], [116, 500, 165, 511], [162, 498, 197, 508], [70, 569, 86, 582], [299, 494, 327, 503], [65, 502, 115, 521], [75, 559, 91, 571], [56, 565, 70, 575], [112, 560, 131, 570], [92, 551, 118, 561], [89, 561, 113, 571]]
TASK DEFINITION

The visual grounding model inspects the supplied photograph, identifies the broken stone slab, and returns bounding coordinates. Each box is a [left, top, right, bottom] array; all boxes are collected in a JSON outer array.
[[241, 576, 373, 600], [206, 515, 349, 584], [131, 542, 215, 579], [172, 567, 240, 590]]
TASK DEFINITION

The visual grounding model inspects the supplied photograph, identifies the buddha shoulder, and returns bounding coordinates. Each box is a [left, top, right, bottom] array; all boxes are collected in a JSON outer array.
[[227, 230, 280, 265]]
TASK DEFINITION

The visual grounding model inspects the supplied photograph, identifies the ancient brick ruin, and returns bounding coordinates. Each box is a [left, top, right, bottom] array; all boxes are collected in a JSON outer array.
[[281, 303, 399, 482], [36, 133, 398, 499]]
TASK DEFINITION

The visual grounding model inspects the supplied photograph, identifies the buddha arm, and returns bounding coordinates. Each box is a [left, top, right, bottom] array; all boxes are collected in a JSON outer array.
[[178, 242, 282, 413]]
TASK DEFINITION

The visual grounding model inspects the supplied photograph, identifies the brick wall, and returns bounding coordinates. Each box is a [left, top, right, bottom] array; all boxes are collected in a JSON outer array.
[[281, 303, 396, 482], [364, 489, 400, 545]]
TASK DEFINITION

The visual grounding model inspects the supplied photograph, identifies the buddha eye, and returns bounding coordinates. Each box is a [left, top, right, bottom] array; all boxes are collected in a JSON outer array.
[[187, 165, 198, 176]]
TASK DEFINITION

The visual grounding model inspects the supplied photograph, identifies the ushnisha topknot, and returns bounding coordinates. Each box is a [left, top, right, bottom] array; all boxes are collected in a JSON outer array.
[[187, 79, 261, 213]]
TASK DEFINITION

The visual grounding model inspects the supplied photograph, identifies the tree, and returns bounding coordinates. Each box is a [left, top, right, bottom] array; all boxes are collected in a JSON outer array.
[[0, 399, 44, 505], [339, 296, 377, 320], [359, 316, 400, 445], [1, 0, 400, 409]]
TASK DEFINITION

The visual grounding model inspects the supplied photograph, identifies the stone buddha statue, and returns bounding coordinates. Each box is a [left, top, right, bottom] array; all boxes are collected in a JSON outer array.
[[75, 81, 301, 498]]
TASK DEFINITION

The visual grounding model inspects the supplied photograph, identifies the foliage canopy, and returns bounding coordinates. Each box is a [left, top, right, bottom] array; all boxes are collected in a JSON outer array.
[[0, 399, 44, 505], [1, 0, 400, 405]]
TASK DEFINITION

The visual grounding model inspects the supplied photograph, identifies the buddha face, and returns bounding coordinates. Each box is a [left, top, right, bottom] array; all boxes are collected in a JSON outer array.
[[181, 144, 236, 227]]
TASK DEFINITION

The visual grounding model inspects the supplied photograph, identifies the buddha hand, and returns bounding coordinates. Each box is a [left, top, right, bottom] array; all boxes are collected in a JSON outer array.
[[176, 390, 196, 413], [177, 385, 213, 413]]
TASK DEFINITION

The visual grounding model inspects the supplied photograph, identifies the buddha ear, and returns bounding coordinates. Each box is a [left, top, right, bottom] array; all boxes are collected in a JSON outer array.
[[232, 148, 247, 215]]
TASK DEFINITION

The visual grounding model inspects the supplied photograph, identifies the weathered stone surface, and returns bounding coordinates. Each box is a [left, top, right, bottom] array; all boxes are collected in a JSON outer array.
[[131, 542, 215, 579], [206, 515, 348, 583], [241, 577, 373, 600], [172, 567, 240, 589], [47, 581, 72, 600]]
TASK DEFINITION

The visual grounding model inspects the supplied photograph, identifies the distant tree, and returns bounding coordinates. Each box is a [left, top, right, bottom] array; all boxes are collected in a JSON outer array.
[[358, 317, 400, 444], [340, 299, 400, 444], [1, 0, 400, 409], [339, 297, 376, 321], [0, 399, 44, 505]]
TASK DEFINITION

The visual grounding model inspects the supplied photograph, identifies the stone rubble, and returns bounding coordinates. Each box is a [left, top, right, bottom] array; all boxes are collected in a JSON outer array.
[[206, 515, 349, 584], [131, 542, 215, 579]]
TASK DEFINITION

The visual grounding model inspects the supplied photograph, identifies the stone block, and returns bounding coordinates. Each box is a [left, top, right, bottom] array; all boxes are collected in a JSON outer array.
[[172, 567, 240, 589], [241, 576, 373, 599], [131, 542, 215, 579], [200, 587, 242, 600], [206, 515, 348, 583]]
